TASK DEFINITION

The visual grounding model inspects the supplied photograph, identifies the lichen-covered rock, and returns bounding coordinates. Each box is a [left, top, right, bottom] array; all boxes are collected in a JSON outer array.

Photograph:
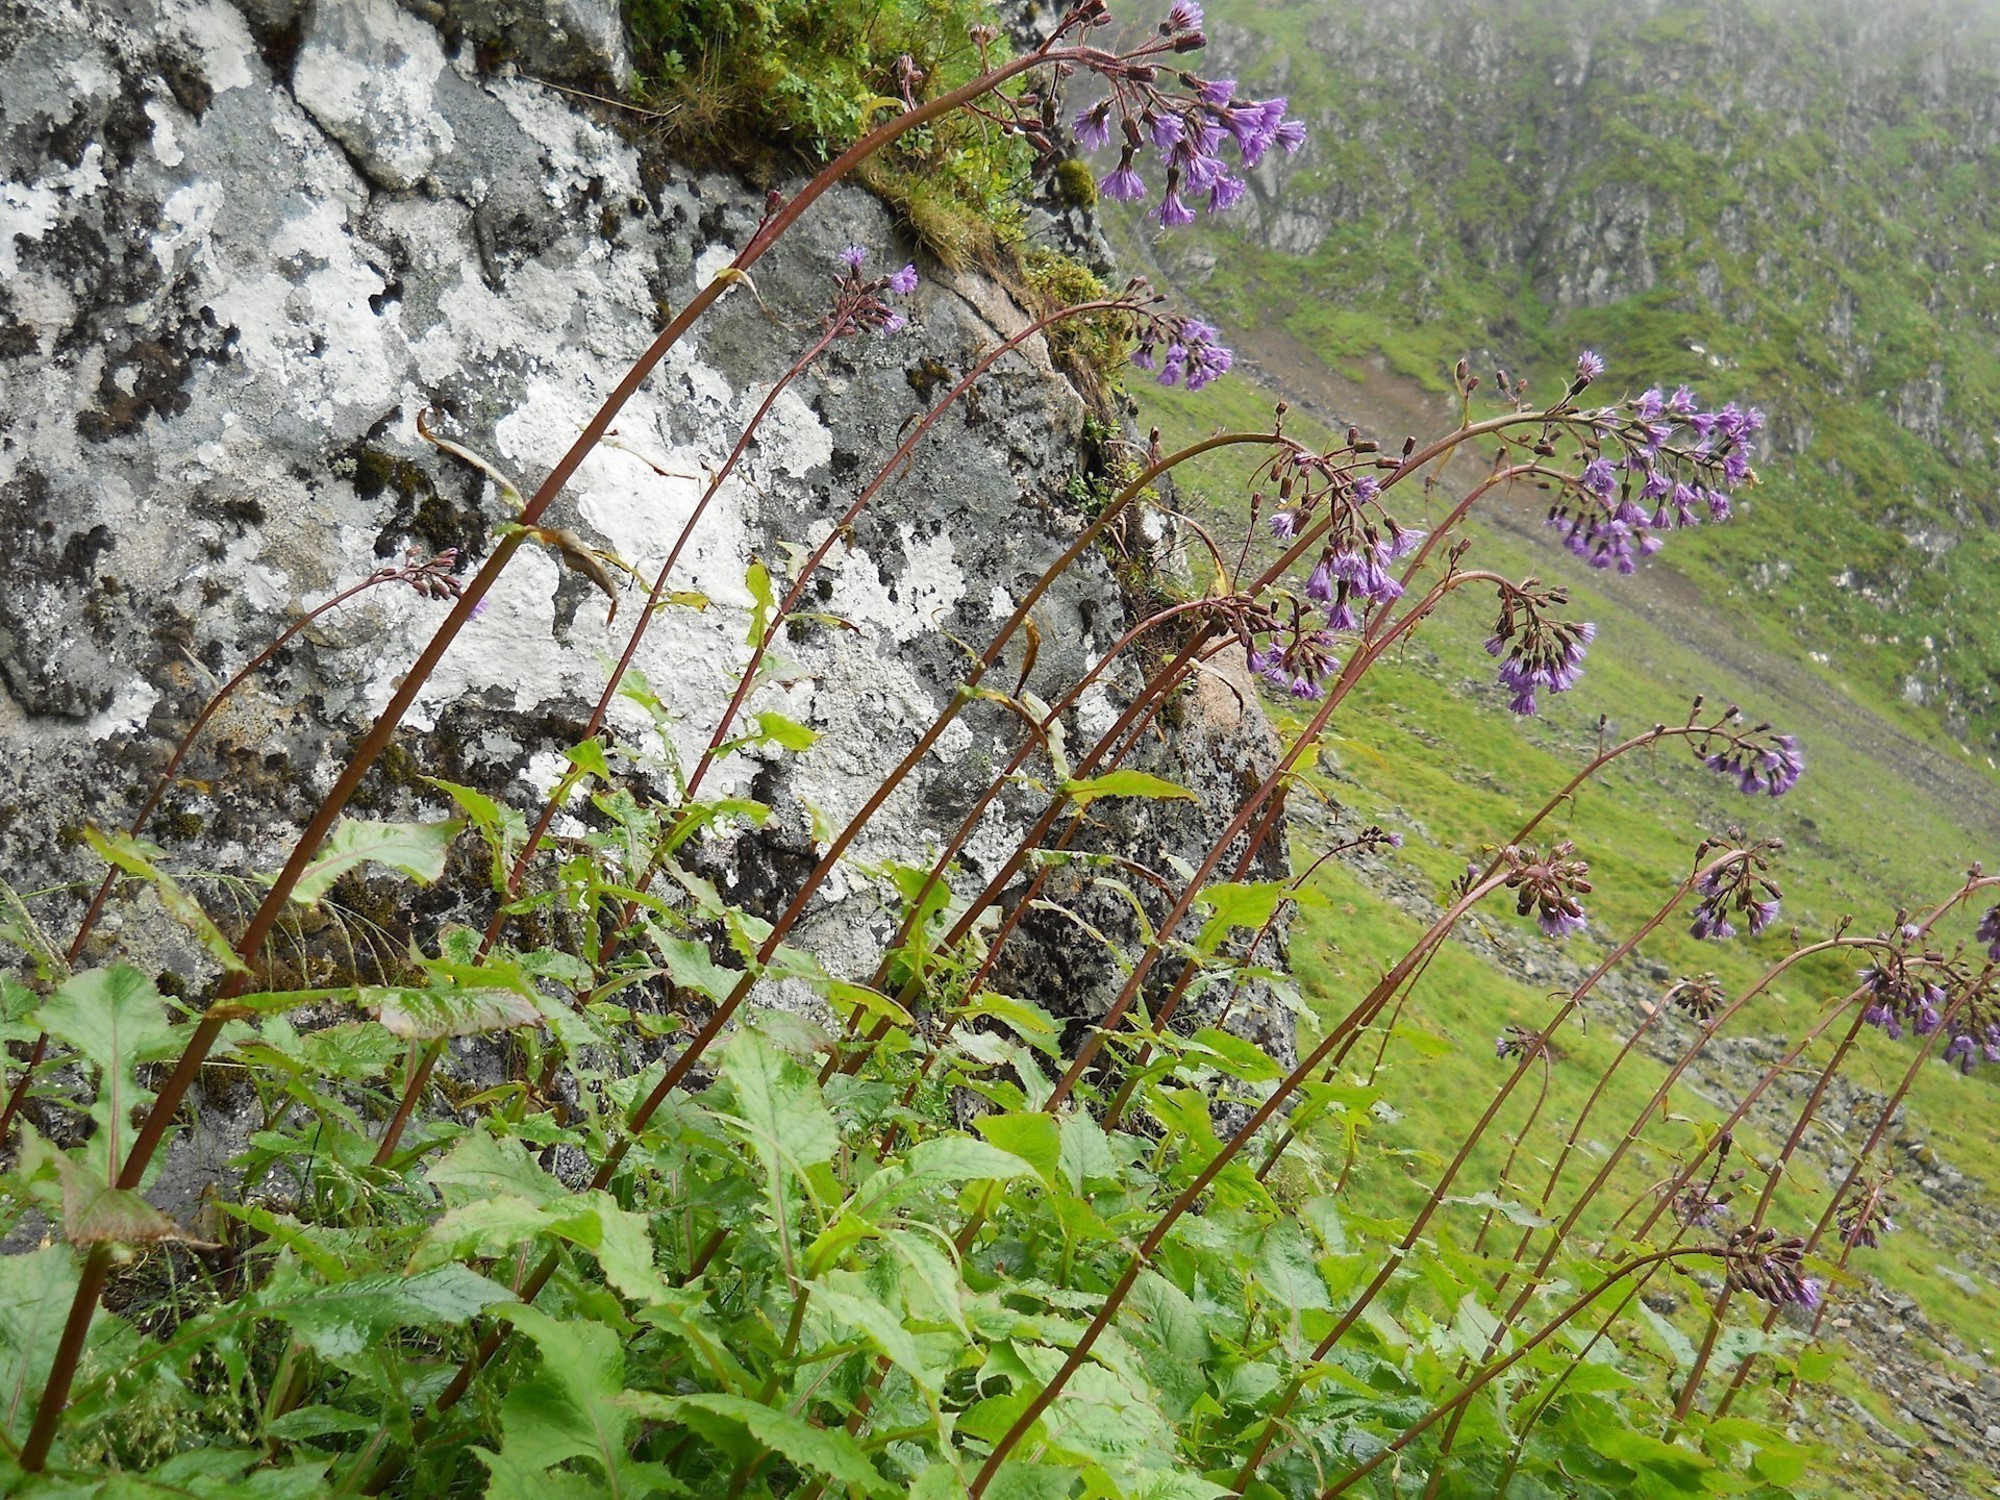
[[0, 0, 1290, 1084]]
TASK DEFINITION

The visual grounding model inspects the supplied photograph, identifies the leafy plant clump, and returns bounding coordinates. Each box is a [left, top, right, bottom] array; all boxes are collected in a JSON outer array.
[[628, 0, 1034, 262], [3, 5, 1998, 1500]]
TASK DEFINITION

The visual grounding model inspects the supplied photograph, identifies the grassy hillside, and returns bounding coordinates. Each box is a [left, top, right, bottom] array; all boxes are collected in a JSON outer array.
[[1118, 0, 2000, 758]]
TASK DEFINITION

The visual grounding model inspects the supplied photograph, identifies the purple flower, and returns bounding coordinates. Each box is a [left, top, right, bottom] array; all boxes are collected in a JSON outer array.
[[1156, 188, 1197, 227], [838, 246, 867, 272], [1166, 0, 1205, 30], [1575, 350, 1606, 383], [880, 312, 907, 335], [887, 263, 919, 296], [1269, 509, 1298, 540], [1977, 904, 2000, 961], [1073, 101, 1114, 151], [1200, 76, 1236, 106], [1100, 159, 1147, 202], [1579, 457, 1617, 497]]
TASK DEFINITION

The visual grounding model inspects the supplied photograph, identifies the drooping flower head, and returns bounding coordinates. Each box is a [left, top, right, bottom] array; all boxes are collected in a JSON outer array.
[[1054, 3, 1305, 227], [1537, 356, 1764, 574], [830, 244, 920, 336], [1720, 1224, 1818, 1308], [1663, 972, 1728, 1025], [1484, 581, 1593, 717], [1688, 840, 1784, 943], [1837, 1176, 1898, 1251], [1503, 840, 1593, 943]]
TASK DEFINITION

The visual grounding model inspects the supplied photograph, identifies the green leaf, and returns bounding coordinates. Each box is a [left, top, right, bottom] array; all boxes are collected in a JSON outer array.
[[976, 1112, 1063, 1187], [0, 873, 67, 986], [722, 1024, 838, 1177], [358, 984, 541, 1039], [257, 1259, 516, 1361], [754, 711, 819, 751], [627, 1391, 891, 1497], [745, 558, 777, 645], [1637, 1299, 1698, 1371], [1193, 880, 1292, 954], [1255, 1221, 1333, 1312], [34, 964, 180, 1178], [1060, 770, 1197, 807], [426, 778, 527, 893], [480, 1307, 678, 1499], [0, 1246, 78, 1442], [86, 827, 251, 975], [812, 1283, 943, 1395], [57, 1152, 203, 1246], [289, 817, 464, 906], [427, 1129, 564, 1206]]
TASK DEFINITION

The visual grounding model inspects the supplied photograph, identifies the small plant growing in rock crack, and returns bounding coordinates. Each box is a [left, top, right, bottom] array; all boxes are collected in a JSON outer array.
[[1, 4, 1995, 1498]]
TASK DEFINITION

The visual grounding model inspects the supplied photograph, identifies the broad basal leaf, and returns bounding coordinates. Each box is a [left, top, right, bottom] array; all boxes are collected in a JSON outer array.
[[289, 817, 464, 906], [0, 1245, 78, 1442], [360, 984, 540, 1039], [33, 965, 181, 1178]]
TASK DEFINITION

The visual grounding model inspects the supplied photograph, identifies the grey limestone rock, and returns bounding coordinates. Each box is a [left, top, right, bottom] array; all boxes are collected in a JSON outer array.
[[0, 0, 1292, 1092]]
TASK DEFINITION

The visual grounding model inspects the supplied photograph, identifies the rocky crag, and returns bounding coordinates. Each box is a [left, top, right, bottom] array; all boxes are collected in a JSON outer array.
[[0, 0, 1290, 1194]]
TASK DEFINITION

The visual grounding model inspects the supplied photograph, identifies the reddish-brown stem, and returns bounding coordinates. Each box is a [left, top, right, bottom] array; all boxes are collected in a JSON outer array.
[[1040, 568, 1512, 1115], [0, 568, 435, 1149], [18, 37, 1151, 1472], [1233, 854, 1726, 1491], [1671, 1002, 1869, 1420], [965, 868, 1516, 1497]]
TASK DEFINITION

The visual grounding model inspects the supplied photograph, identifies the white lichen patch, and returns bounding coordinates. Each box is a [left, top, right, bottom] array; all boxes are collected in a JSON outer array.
[[87, 679, 160, 741], [805, 521, 967, 648], [293, 0, 456, 190]]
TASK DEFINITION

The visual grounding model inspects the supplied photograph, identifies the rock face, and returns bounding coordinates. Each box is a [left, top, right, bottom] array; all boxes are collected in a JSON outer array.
[[0, 0, 1290, 1074]]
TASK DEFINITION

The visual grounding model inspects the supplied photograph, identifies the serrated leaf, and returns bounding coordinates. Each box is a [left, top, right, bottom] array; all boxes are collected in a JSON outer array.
[[0, 1245, 78, 1442], [360, 984, 541, 1039], [722, 1024, 837, 1177], [480, 1307, 677, 1499], [34, 964, 181, 1179], [426, 778, 527, 893], [259, 1259, 516, 1361], [87, 827, 251, 975], [1060, 770, 1197, 807], [624, 1391, 891, 1497], [289, 817, 464, 906]]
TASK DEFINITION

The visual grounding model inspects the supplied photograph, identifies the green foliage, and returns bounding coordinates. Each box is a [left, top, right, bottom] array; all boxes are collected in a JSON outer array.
[[628, 0, 1031, 263]]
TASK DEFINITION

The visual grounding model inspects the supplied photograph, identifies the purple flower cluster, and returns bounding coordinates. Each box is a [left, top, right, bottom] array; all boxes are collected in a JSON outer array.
[[1857, 947, 1951, 1042], [1504, 840, 1593, 942], [1837, 1179, 1898, 1251], [1133, 316, 1233, 390], [1698, 728, 1804, 798], [1689, 857, 1782, 942], [1069, 4, 1305, 227], [1543, 355, 1765, 575], [832, 246, 918, 335], [1858, 920, 2000, 1072], [1247, 606, 1341, 700], [1721, 1224, 1819, 1309], [1485, 584, 1593, 717], [1239, 455, 1424, 698], [1978, 904, 2000, 962], [1675, 1183, 1730, 1229]]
